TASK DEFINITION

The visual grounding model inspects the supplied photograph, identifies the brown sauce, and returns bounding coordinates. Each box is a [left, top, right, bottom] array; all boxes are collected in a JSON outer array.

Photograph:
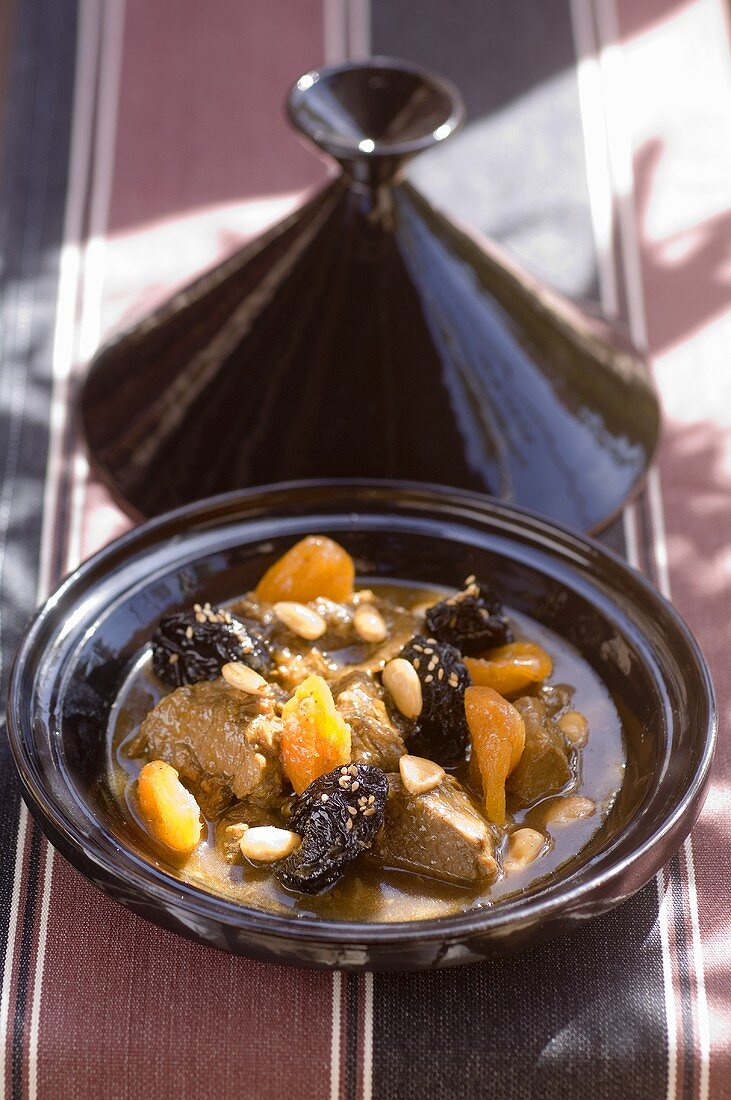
[[106, 581, 626, 923]]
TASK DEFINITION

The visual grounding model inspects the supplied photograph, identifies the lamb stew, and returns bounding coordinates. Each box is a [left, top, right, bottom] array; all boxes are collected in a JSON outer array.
[[108, 536, 626, 922]]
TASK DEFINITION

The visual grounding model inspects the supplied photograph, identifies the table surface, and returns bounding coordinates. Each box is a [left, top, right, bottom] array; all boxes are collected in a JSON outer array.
[[0, 0, 729, 1097]]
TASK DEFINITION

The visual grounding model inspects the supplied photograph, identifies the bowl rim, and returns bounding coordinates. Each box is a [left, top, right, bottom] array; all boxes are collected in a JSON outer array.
[[6, 478, 717, 946]]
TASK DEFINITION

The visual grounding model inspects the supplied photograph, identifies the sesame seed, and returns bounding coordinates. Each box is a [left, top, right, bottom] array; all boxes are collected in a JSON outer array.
[[413, 658, 421, 669], [185, 626, 193, 639], [351, 781, 360, 792], [348, 764, 358, 776], [347, 806, 357, 816], [193, 604, 202, 613], [195, 613, 206, 623], [437, 668, 444, 680], [448, 674, 459, 687], [168, 653, 179, 664], [368, 794, 375, 804], [425, 674, 433, 683], [341, 767, 349, 775], [362, 807, 376, 817], [465, 574, 476, 585], [346, 818, 353, 831], [428, 657, 438, 671], [321, 794, 329, 803], [338, 777, 351, 789]]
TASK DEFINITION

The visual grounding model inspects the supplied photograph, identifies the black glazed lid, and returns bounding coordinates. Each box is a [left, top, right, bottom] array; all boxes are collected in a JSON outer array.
[[80, 58, 660, 531]]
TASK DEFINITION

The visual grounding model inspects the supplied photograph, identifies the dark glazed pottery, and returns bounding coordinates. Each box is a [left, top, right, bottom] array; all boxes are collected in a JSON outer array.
[[80, 59, 660, 531], [7, 482, 714, 970]]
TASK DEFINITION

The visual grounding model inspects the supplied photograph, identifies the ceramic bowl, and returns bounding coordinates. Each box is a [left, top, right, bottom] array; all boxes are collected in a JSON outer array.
[[6, 482, 715, 969]]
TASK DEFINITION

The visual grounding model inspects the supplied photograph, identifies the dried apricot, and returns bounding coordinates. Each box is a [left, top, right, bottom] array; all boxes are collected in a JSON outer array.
[[137, 760, 202, 855], [256, 536, 354, 604], [281, 675, 352, 794], [465, 686, 526, 824], [464, 642, 552, 697]]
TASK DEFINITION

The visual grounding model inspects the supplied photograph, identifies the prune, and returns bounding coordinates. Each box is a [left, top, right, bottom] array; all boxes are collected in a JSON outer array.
[[276, 764, 387, 894], [398, 635, 470, 763], [152, 603, 271, 687], [425, 576, 513, 655]]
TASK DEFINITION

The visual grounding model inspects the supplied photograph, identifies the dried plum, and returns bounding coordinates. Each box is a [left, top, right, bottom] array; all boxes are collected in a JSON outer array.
[[398, 635, 470, 763], [276, 764, 387, 894], [152, 603, 271, 687], [425, 576, 513, 655]]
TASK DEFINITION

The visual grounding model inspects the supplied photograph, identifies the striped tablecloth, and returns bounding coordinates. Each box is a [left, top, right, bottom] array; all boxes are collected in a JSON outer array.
[[1, 1, 729, 1097]]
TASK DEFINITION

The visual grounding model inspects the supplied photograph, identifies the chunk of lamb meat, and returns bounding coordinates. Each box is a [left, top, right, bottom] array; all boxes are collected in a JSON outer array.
[[332, 671, 407, 772], [133, 679, 283, 816], [373, 774, 497, 886], [507, 696, 573, 807]]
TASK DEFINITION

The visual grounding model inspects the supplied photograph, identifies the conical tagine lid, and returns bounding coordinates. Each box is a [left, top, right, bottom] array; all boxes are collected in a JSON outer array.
[[81, 57, 659, 530]]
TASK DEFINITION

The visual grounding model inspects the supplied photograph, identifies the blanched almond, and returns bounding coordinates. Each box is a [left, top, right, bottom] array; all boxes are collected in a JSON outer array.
[[544, 795, 595, 825], [504, 828, 545, 872], [399, 754, 445, 796], [382, 658, 422, 719], [353, 604, 388, 643], [222, 661, 268, 694], [557, 710, 589, 747], [240, 826, 301, 862], [274, 601, 327, 640]]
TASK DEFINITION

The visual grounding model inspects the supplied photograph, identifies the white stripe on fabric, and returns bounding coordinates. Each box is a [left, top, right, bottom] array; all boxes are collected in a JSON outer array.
[[25, 3, 103, 1095], [571, 1, 680, 1096], [27, 2, 127, 1098], [323, 0, 347, 62], [348, 0, 371, 59], [67, 0, 127, 575], [597, 1, 711, 1095], [37, 0, 101, 600], [329, 970, 342, 1100], [569, 0, 620, 317]]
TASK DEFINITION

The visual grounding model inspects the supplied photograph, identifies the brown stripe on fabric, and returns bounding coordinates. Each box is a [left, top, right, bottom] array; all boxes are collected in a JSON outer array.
[[37, 866, 334, 1099], [108, 0, 326, 237], [345, 973, 359, 1100], [32, 4, 343, 1097], [0, 0, 17, 177]]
